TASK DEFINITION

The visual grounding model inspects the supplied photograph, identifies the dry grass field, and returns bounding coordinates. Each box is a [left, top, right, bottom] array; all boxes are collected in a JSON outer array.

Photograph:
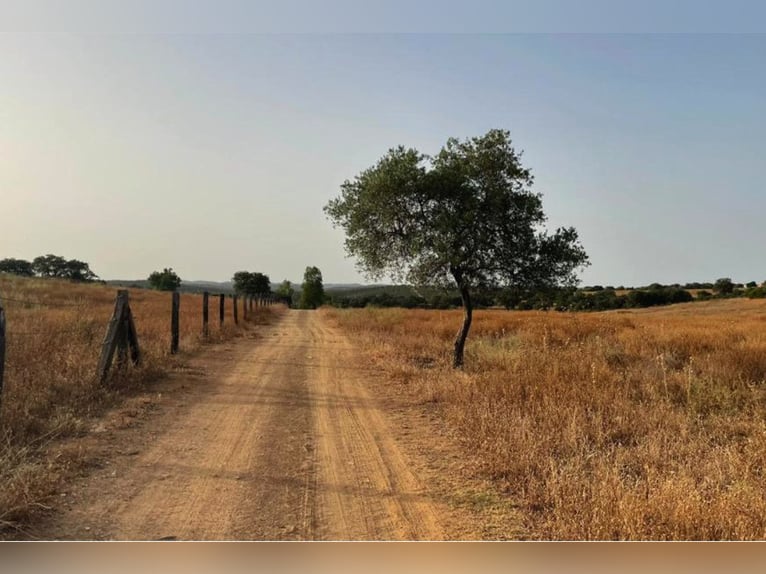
[[324, 299, 766, 540], [0, 274, 275, 530]]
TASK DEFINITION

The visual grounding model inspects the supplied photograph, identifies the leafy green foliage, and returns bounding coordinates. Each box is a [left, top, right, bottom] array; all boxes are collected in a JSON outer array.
[[325, 129, 589, 366], [232, 271, 271, 296], [713, 277, 735, 295], [0, 258, 34, 277], [325, 130, 588, 290], [299, 266, 325, 309], [745, 286, 766, 299], [28, 254, 98, 282], [147, 267, 182, 291], [626, 287, 693, 307], [61, 259, 98, 282], [32, 254, 67, 278], [275, 280, 295, 305]]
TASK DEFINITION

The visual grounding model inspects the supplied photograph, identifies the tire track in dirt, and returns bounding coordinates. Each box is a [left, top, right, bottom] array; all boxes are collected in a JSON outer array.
[[28, 310, 453, 540], [309, 320, 444, 540]]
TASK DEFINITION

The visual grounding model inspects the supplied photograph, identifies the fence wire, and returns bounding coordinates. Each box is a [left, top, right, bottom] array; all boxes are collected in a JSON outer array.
[[0, 296, 88, 308]]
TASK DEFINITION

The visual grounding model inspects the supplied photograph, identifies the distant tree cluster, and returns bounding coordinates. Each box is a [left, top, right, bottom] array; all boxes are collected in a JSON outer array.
[[0, 254, 99, 282], [330, 287, 499, 309], [0, 258, 34, 277], [546, 286, 693, 311], [331, 291, 430, 309], [327, 280, 766, 312], [147, 267, 182, 291], [232, 271, 271, 297]]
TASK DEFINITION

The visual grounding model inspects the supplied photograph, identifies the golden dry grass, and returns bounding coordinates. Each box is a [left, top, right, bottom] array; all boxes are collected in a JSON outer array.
[[0, 274, 280, 530], [324, 298, 766, 540]]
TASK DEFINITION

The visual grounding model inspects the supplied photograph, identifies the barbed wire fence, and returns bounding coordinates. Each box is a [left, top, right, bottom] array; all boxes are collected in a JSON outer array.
[[0, 288, 277, 416]]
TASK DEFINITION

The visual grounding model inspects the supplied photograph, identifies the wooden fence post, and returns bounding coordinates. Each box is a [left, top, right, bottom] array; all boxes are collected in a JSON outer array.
[[219, 293, 225, 327], [0, 295, 5, 412], [125, 296, 140, 366], [97, 290, 141, 385], [97, 290, 128, 384], [171, 291, 180, 354], [202, 291, 209, 338], [233, 294, 239, 325]]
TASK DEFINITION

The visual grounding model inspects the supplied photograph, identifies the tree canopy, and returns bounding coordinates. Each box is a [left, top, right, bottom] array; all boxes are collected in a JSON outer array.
[[713, 277, 735, 295], [27, 254, 99, 282], [1, 255, 98, 281], [275, 280, 295, 305], [232, 271, 271, 296], [0, 258, 35, 277], [325, 129, 589, 367], [299, 266, 325, 309], [148, 267, 182, 291]]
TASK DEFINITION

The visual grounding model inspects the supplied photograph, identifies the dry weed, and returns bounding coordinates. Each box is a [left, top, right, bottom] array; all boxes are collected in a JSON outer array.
[[325, 299, 766, 539], [0, 274, 280, 530]]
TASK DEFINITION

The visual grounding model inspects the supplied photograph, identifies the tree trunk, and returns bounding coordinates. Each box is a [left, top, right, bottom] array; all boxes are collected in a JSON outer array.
[[452, 272, 473, 369]]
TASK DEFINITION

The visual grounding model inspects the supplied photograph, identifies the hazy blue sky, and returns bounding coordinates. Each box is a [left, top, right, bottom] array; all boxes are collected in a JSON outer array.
[[2, 16, 765, 285]]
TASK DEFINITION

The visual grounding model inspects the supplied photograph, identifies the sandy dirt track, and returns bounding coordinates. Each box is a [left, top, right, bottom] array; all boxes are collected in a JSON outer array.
[[24, 310, 515, 541]]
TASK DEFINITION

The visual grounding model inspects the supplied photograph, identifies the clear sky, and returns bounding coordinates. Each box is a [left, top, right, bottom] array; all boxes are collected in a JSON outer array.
[[2, 6, 765, 286]]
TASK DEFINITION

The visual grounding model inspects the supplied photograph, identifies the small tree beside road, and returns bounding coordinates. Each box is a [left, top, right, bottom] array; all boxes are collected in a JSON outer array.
[[325, 129, 589, 367], [299, 267, 325, 309], [275, 280, 295, 305]]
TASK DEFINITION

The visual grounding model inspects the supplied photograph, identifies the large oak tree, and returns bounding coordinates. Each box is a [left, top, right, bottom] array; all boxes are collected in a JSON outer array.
[[325, 129, 589, 367]]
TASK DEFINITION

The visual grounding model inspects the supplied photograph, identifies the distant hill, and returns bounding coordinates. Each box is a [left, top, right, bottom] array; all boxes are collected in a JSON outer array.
[[106, 279, 375, 295]]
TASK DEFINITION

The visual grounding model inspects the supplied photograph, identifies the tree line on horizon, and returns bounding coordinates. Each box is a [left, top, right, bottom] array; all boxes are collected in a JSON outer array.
[[0, 254, 99, 282], [0, 258, 327, 310], [327, 278, 766, 311]]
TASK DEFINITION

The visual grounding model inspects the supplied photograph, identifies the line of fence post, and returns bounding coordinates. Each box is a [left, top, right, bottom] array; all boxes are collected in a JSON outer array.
[[202, 291, 209, 338], [171, 291, 180, 354], [0, 286, 260, 403]]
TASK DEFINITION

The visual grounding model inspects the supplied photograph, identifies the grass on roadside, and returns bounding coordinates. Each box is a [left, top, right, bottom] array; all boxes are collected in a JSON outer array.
[[0, 274, 281, 532], [324, 299, 766, 540]]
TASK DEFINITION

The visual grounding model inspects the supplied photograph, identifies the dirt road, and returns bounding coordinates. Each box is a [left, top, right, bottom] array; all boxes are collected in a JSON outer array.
[[27, 310, 516, 540]]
